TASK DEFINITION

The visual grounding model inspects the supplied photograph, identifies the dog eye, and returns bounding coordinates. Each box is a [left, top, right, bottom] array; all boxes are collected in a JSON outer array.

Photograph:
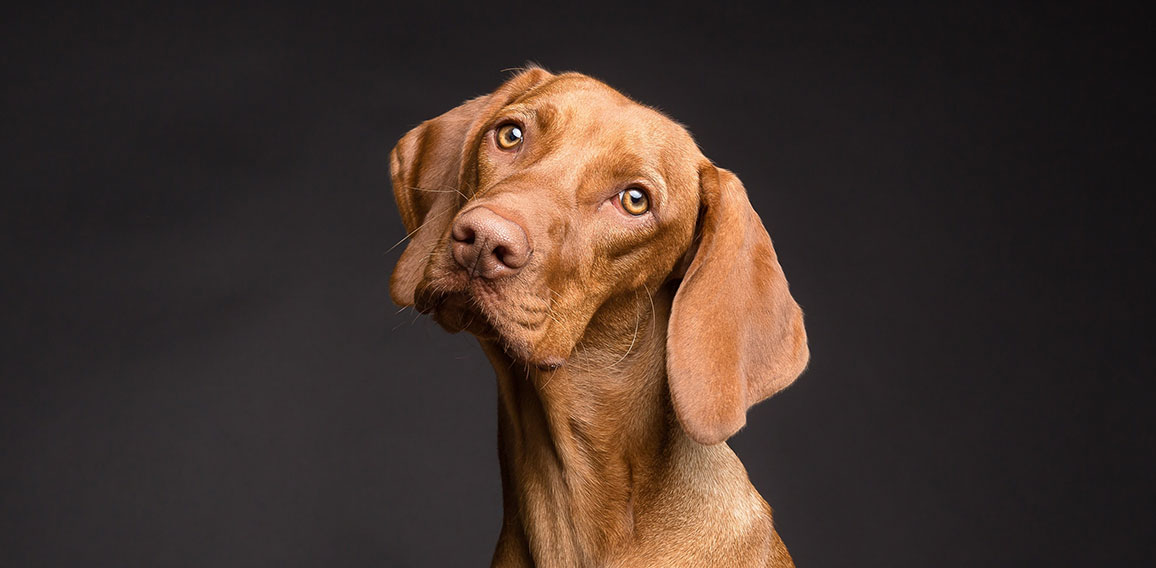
[[496, 123, 523, 150], [619, 188, 649, 215]]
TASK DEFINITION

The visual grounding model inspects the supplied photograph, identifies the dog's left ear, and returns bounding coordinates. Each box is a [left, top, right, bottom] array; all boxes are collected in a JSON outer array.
[[667, 164, 810, 445], [389, 68, 553, 306]]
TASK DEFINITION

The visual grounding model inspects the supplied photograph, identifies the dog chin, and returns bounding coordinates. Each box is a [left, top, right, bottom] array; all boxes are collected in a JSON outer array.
[[420, 289, 565, 371], [487, 329, 567, 371]]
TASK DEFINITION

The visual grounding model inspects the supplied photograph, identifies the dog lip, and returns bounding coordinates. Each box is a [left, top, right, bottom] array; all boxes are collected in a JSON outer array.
[[416, 276, 519, 323], [426, 302, 571, 372], [415, 273, 562, 366]]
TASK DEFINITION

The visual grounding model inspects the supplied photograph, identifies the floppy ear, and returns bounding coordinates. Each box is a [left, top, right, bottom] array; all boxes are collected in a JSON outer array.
[[667, 165, 810, 445], [389, 68, 554, 306]]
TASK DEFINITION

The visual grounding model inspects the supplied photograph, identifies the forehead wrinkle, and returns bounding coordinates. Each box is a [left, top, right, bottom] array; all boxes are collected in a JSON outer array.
[[520, 72, 691, 141], [573, 150, 665, 202], [533, 103, 563, 134], [501, 102, 564, 132], [604, 127, 669, 178], [601, 150, 652, 181], [519, 76, 632, 124], [507, 72, 583, 106]]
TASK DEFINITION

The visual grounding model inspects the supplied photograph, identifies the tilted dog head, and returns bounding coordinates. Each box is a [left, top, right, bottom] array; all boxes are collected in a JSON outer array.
[[389, 68, 808, 444]]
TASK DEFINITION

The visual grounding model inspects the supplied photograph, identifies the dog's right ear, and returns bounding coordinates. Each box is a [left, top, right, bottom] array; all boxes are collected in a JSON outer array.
[[389, 68, 554, 306]]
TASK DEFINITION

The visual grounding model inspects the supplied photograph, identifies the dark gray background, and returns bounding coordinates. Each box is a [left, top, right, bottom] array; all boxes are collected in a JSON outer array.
[[3, 2, 1151, 566]]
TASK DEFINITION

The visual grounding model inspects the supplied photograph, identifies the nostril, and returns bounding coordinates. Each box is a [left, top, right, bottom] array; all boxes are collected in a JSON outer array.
[[492, 245, 509, 265], [452, 223, 476, 245], [450, 207, 530, 278]]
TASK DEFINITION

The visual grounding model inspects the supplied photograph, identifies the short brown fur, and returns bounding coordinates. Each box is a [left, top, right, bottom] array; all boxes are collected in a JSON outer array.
[[390, 68, 808, 567]]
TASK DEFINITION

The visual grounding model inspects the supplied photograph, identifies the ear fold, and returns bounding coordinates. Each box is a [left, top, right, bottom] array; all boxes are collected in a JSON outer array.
[[389, 68, 554, 306], [667, 165, 810, 445]]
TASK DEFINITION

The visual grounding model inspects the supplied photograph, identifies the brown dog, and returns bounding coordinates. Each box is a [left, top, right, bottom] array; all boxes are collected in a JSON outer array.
[[389, 68, 809, 567]]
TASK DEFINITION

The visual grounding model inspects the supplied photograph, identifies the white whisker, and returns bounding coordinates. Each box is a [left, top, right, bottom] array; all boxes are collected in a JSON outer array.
[[605, 290, 642, 370], [407, 184, 468, 201], [385, 209, 450, 254], [643, 283, 656, 333]]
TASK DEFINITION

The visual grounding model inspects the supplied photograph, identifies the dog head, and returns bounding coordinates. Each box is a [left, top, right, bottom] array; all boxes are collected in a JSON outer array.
[[390, 68, 808, 444]]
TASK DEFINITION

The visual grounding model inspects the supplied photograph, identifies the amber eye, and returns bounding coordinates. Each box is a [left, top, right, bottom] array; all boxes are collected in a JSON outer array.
[[619, 188, 649, 215], [496, 123, 523, 150]]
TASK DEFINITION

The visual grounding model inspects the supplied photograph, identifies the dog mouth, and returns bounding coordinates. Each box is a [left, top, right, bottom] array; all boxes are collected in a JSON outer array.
[[414, 276, 561, 369]]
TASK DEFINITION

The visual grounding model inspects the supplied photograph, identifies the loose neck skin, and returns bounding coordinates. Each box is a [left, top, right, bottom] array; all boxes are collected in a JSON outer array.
[[479, 287, 791, 568]]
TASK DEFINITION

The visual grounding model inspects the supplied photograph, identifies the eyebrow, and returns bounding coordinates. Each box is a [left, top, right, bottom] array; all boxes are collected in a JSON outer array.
[[581, 153, 667, 199], [530, 104, 562, 133], [605, 152, 661, 182]]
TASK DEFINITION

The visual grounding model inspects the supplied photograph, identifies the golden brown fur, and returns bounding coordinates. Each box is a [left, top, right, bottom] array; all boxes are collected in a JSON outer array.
[[389, 68, 808, 567]]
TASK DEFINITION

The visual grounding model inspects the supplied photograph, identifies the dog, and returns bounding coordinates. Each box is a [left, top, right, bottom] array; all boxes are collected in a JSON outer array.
[[389, 67, 809, 567]]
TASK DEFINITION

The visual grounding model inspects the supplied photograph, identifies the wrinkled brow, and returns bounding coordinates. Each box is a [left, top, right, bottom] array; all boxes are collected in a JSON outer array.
[[530, 103, 563, 133], [498, 101, 564, 132], [580, 151, 667, 197], [598, 151, 654, 180]]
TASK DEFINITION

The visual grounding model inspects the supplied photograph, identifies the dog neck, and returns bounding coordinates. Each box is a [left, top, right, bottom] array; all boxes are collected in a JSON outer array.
[[478, 286, 791, 567]]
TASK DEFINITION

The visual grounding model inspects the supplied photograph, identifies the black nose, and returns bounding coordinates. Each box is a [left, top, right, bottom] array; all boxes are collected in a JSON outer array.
[[450, 207, 531, 279]]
